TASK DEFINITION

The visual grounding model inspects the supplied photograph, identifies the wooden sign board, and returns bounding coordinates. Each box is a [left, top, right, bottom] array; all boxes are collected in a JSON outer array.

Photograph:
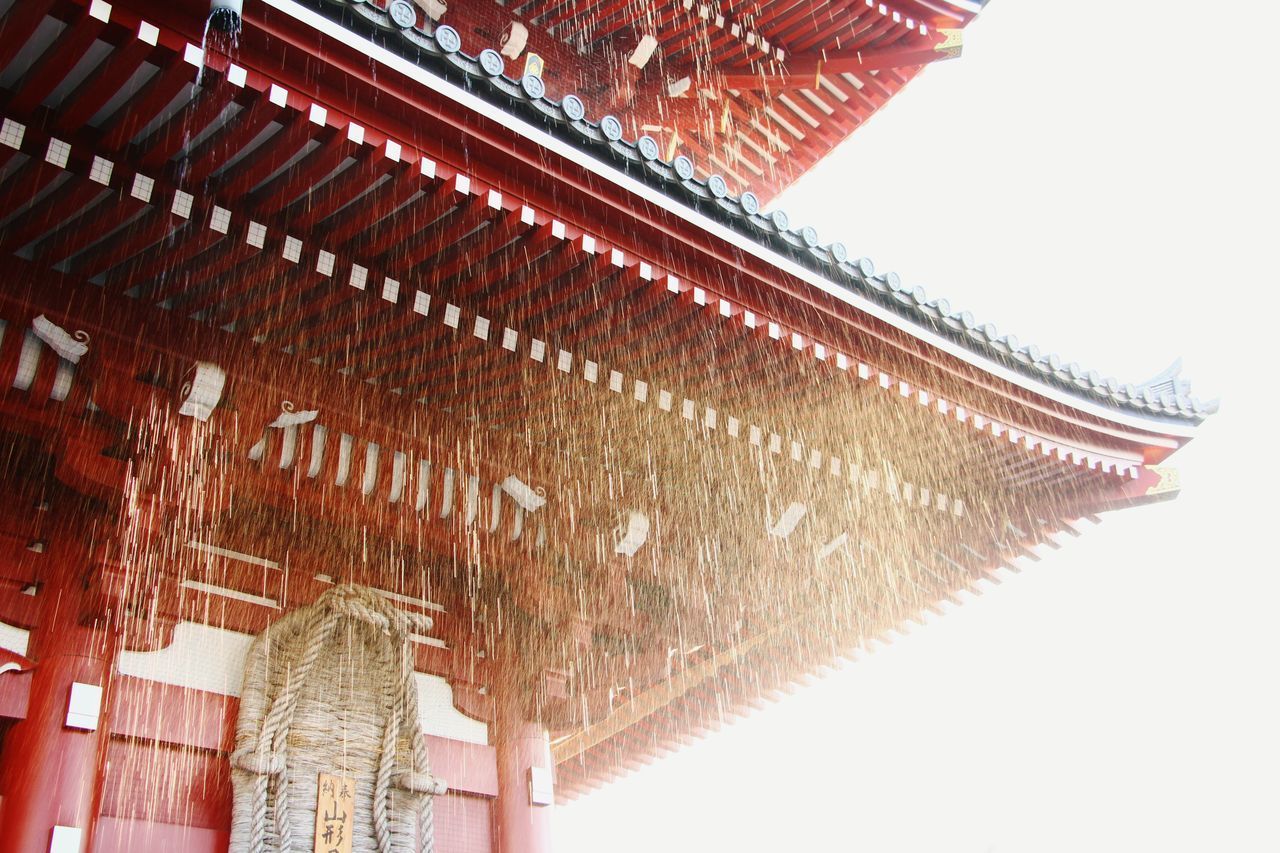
[[314, 772, 356, 853]]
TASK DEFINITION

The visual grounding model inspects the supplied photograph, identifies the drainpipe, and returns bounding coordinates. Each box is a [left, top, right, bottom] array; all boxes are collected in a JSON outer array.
[[209, 0, 243, 33]]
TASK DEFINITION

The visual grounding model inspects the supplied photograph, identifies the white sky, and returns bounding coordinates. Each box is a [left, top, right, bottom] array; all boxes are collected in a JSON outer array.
[[557, 2, 1280, 850]]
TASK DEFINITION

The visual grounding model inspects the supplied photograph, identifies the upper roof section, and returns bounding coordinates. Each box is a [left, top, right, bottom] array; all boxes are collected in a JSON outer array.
[[271, 0, 1215, 429], [337, 0, 984, 201], [0, 0, 1212, 441]]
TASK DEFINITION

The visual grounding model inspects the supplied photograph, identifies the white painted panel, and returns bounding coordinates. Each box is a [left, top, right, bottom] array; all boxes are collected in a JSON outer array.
[[117, 621, 254, 697], [0, 620, 31, 656], [50, 825, 83, 853], [415, 672, 489, 745], [117, 622, 488, 744], [66, 682, 103, 730]]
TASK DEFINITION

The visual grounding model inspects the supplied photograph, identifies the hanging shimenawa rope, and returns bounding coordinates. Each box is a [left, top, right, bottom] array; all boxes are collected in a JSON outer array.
[[229, 585, 449, 853]]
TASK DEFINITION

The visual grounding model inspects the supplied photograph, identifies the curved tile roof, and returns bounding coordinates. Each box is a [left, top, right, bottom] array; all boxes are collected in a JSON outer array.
[[301, 0, 1216, 424]]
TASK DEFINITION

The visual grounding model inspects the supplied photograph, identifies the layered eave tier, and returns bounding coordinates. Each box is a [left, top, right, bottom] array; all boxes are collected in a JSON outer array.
[[0, 0, 1201, 804]]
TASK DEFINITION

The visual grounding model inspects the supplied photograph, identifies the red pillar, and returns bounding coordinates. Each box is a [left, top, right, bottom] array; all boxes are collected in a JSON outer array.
[[493, 714, 554, 853], [0, 571, 115, 853]]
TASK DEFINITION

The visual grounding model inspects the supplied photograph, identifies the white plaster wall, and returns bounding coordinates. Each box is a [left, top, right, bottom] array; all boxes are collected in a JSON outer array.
[[116, 621, 488, 744], [0, 620, 30, 657]]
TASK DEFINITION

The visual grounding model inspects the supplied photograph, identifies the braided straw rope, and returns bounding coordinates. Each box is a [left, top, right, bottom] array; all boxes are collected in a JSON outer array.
[[229, 585, 448, 853]]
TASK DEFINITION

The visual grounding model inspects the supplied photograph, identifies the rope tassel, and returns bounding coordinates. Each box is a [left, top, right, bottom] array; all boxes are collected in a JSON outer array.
[[229, 585, 447, 853]]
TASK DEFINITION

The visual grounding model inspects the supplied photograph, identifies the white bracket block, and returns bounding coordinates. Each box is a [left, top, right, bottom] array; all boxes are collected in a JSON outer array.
[[0, 117, 26, 150], [381, 277, 400, 303], [65, 682, 103, 730], [420, 0, 447, 20], [178, 362, 227, 421], [500, 22, 528, 59], [768, 502, 807, 538], [45, 138, 71, 169], [247, 221, 268, 249], [614, 511, 650, 556], [89, 156, 113, 186], [32, 315, 89, 363], [529, 765, 554, 806], [171, 190, 194, 219], [316, 249, 335, 276], [50, 825, 84, 853], [501, 476, 546, 512], [629, 34, 659, 68], [130, 173, 154, 203], [209, 206, 231, 234], [350, 264, 368, 290]]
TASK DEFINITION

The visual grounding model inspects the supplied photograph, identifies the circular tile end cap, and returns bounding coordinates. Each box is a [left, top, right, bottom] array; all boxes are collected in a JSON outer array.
[[521, 74, 546, 99], [387, 0, 418, 29], [637, 135, 660, 160], [673, 155, 695, 181], [707, 174, 728, 198], [769, 209, 789, 231], [739, 191, 760, 215], [478, 48, 505, 77], [561, 93, 585, 121], [434, 25, 461, 53], [600, 114, 624, 141]]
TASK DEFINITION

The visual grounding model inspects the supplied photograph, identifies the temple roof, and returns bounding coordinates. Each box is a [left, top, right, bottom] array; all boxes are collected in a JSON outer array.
[[0, 0, 1212, 809], [286, 0, 1216, 425]]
